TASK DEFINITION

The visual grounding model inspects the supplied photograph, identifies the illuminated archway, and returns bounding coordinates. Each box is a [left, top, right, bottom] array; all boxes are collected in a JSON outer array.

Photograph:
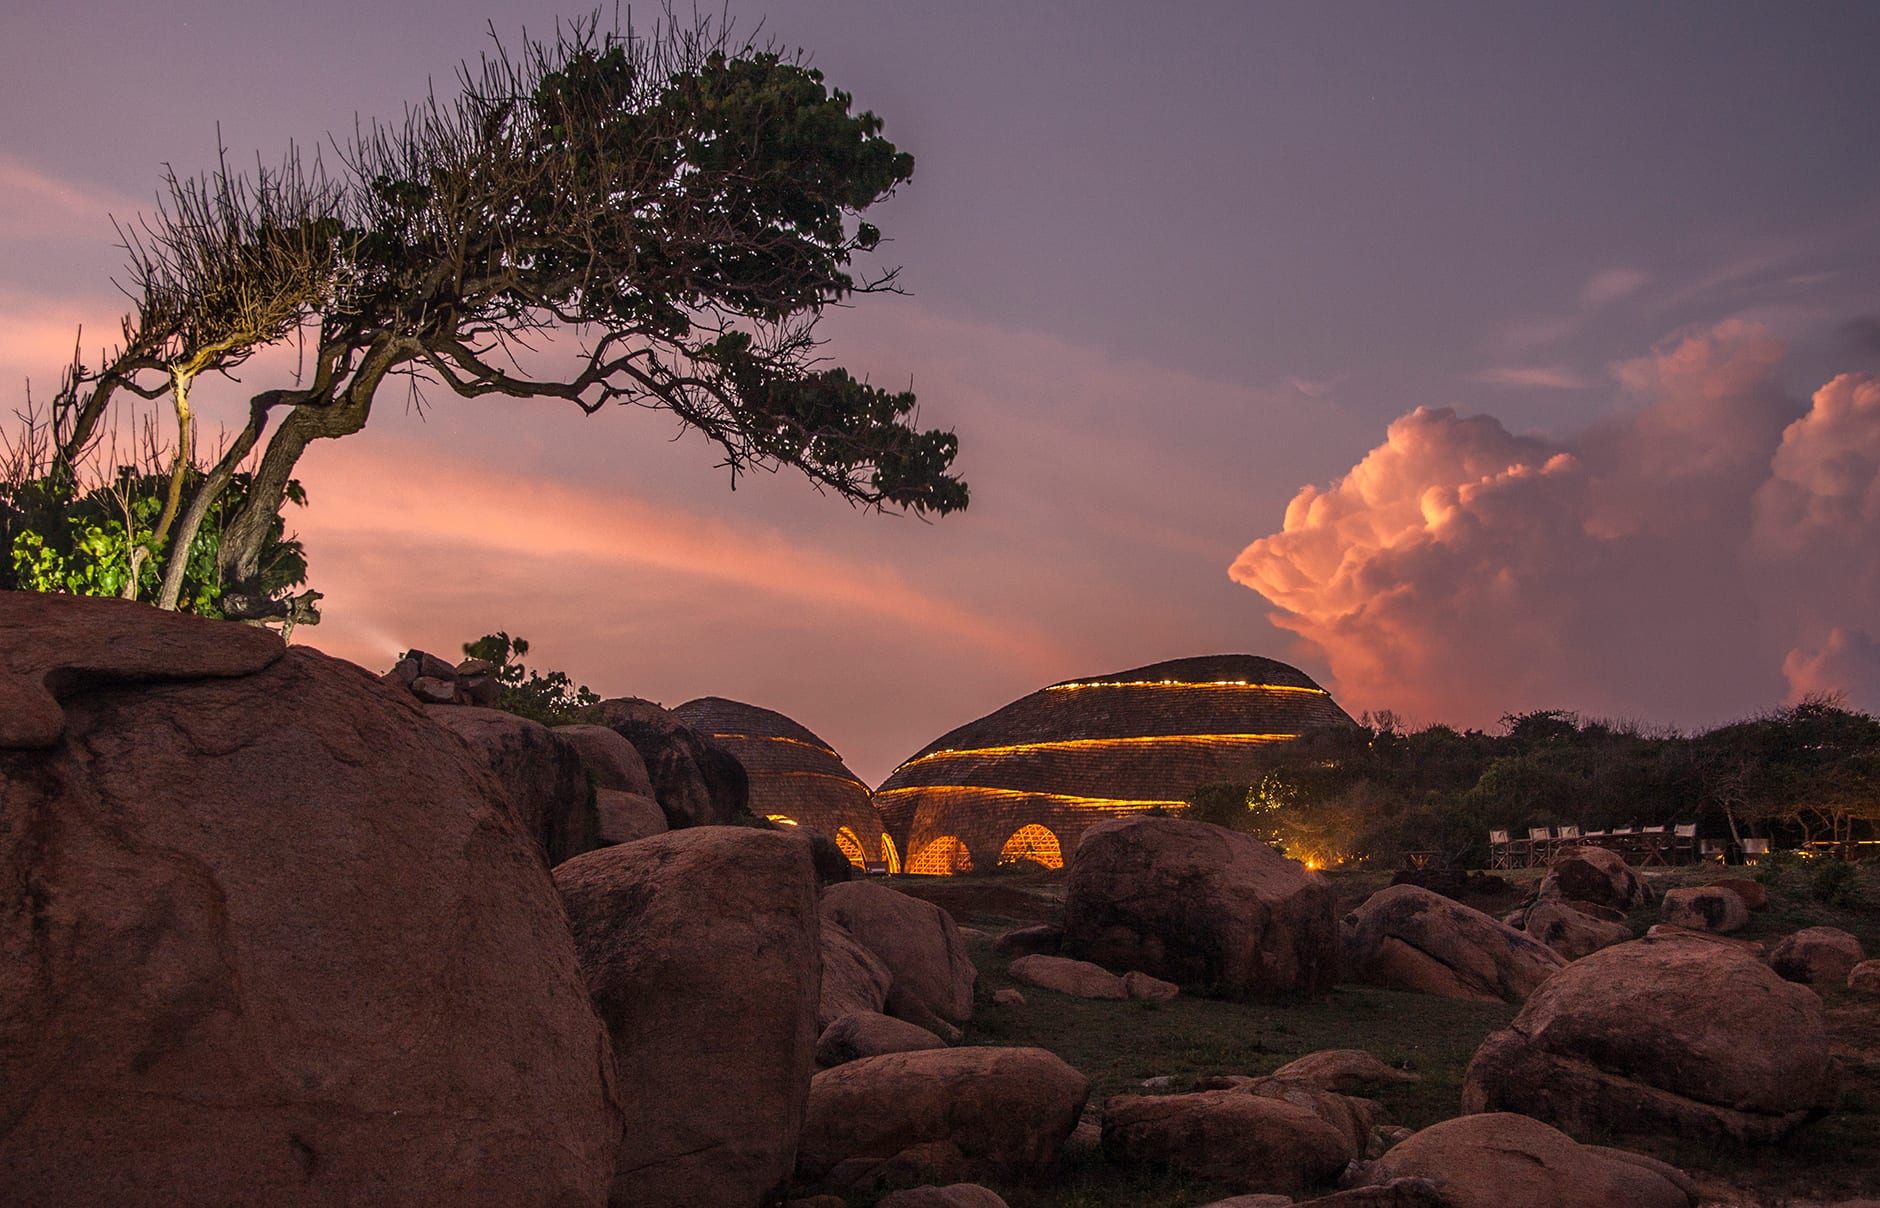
[[909, 835, 973, 875], [999, 824, 1064, 869], [834, 826, 866, 867], [766, 814, 800, 827], [880, 833, 902, 874]]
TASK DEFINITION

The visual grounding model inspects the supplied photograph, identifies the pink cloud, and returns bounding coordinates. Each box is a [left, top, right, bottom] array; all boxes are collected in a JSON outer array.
[[1229, 321, 1879, 728], [1474, 366, 1592, 390], [292, 436, 1071, 678]]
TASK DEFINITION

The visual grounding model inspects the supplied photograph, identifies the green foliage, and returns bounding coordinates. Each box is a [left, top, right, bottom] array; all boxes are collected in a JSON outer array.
[[1, 466, 308, 617], [461, 632, 600, 726], [1191, 701, 1880, 869], [1813, 856, 1861, 907]]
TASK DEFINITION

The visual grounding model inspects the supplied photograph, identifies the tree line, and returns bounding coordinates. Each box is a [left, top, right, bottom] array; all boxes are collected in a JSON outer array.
[[1186, 701, 1880, 868]]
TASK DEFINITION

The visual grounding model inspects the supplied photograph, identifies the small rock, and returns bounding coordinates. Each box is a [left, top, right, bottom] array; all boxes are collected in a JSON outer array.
[[410, 674, 459, 703], [1659, 886, 1750, 934], [1849, 960, 1880, 995], [1123, 970, 1180, 1001], [992, 988, 1026, 1007], [1140, 1075, 1175, 1089], [1770, 926, 1866, 987], [1009, 953, 1127, 999]]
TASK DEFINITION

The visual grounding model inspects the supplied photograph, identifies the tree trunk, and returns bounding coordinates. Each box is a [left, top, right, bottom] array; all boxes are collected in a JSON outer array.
[[215, 334, 406, 604]]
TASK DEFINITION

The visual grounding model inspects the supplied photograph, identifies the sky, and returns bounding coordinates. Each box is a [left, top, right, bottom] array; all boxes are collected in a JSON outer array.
[[4, 1, 1880, 783]]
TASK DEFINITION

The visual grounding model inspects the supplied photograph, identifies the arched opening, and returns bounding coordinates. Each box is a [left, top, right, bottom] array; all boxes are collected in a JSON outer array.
[[999, 823, 1064, 870], [880, 833, 902, 874], [766, 814, 799, 827], [909, 835, 973, 876], [833, 826, 866, 867]]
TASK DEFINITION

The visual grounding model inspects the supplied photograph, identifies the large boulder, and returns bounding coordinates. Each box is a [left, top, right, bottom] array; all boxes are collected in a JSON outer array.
[[594, 788, 668, 844], [1008, 954, 1128, 999], [1361, 1113, 1695, 1207], [1769, 926, 1866, 987], [1462, 932, 1836, 1142], [819, 918, 893, 1031], [1657, 886, 1749, 934], [576, 697, 748, 828], [426, 704, 600, 864], [815, 1012, 947, 1068], [1061, 816, 1338, 995], [820, 881, 976, 1037], [553, 723, 657, 796], [796, 1048, 1087, 1188], [556, 828, 821, 1208], [877, 1187, 1009, 1208], [1538, 846, 1651, 912], [0, 593, 622, 1206], [1342, 885, 1566, 1003], [1518, 898, 1633, 960], [1101, 1090, 1352, 1194]]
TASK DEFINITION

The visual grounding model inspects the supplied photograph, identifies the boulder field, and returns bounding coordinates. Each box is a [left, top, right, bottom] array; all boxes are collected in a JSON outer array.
[[6, 591, 1872, 1206]]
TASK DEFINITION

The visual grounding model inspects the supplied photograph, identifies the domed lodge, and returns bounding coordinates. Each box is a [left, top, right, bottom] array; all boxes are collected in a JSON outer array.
[[672, 697, 899, 872], [872, 654, 1356, 875]]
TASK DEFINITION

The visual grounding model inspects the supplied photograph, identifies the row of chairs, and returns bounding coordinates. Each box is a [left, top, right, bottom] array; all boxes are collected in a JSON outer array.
[[1488, 823, 1700, 868]]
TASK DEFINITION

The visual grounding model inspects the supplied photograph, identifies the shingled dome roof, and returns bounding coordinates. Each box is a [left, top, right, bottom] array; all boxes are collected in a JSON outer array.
[[873, 655, 1355, 875], [672, 697, 897, 871]]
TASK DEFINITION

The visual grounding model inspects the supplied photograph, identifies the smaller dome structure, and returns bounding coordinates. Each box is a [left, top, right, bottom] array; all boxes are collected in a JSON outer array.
[[672, 697, 896, 871], [874, 654, 1356, 875]]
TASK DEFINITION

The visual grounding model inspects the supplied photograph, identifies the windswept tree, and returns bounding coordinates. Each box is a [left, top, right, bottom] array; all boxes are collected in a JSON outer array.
[[5, 12, 966, 624]]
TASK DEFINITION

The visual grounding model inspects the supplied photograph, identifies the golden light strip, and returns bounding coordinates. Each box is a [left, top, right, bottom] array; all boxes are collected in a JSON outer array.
[[892, 732, 1295, 774], [711, 732, 840, 759], [875, 785, 1186, 811], [1046, 679, 1327, 694]]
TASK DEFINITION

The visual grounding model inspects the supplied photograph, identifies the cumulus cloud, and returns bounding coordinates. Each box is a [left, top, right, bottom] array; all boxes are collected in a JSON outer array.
[[1230, 322, 1880, 726]]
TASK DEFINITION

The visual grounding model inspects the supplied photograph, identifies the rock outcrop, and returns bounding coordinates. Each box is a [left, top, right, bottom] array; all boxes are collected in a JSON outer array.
[[1062, 816, 1338, 995], [1462, 932, 1835, 1142], [1360, 1112, 1696, 1207], [1769, 926, 1866, 987], [815, 1012, 947, 1067], [1657, 886, 1749, 934], [1516, 898, 1633, 960], [427, 704, 601, 864], [1101, 1090, 1352, 1195], [1342, 884, 1566, 1003], [1538, 846, 1652, 912], [821, 881, 976, 1038], [0, 593, 622, 1206], [556, 828, 821, 1208], [796, 1048, 1087, 1189], [576, 697, 750, 828], [819, 917, 894, 1031]]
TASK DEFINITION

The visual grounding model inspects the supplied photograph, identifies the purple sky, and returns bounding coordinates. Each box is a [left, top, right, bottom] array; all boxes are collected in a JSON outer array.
[[5, 2, 1880, 782]]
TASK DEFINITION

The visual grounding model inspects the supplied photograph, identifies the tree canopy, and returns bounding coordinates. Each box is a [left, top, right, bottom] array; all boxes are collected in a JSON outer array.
[[4, 13, 965, 623]]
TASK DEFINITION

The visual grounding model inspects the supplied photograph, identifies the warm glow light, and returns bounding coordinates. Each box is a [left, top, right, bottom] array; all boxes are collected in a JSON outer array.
[[999, 823, 1065, 869], [766, 814, 800, 827], [877, 785, 1186, 811], [1047, 680, 1328, 694], [834, 826, 867, 867], [893, 733, 1296, 774], [711, 733, 841, 759], [880, 832, 902, 873], [909, 835, 974, 875]]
